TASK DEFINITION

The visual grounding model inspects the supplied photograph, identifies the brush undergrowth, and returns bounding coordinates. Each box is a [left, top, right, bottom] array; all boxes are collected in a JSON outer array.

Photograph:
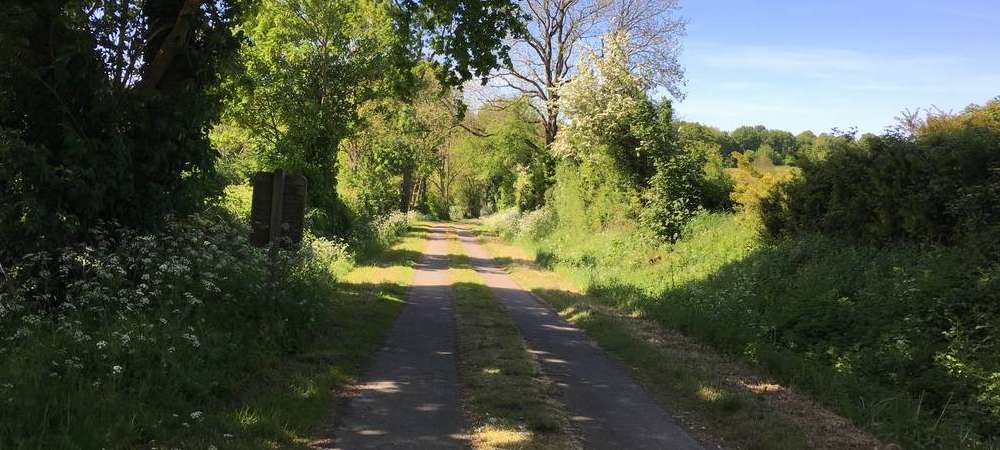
[[483, 209, 999, 450]]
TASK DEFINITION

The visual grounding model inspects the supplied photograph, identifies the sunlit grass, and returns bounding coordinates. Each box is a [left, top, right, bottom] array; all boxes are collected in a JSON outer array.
[[447, 233, 578, 450], [474, 426, 532, 448]]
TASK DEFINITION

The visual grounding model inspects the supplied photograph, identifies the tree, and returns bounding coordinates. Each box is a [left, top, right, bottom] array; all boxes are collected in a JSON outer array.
[[220, 0, 524, 233], [340, 64, 466, 217], [395, 0, 527, 86], [765, 129, 797, 159], [222, 0, 407, 218], [554, 30, 706, 240], [554, 30, 665, 185], [499, 0, 686, 147], [0, 0, 245, 262], [678, 121, 726, 148], [447, 97, 546, 216], [727, 125, 768, 155]]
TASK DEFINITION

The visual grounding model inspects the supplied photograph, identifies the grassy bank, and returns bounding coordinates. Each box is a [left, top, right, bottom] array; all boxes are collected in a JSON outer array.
[[0, 206, 428, 449], [475, 228, 882, 450], [479, 211, 999, 449], [447, 231, 576, 450]]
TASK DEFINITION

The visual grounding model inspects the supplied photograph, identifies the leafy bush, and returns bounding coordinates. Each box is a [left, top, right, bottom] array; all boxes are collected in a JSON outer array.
[[220, 184, 254, 218], [640, 152, 707, 241], [690, 142, 735, 211], [513, 163, 548, 212], [726, 152, 798, 215], [348, 210, 416, 258], [552, 31, 728, 243], [762, 100, 1000, 243], [369, 211, 412, 248], [0, 1, 242, 263], [481, 206, 558, 242], [308, 235, 355, 276]]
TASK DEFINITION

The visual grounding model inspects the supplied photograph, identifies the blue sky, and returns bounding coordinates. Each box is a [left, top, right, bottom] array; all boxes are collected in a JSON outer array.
[[669, 0, 1000, 134]]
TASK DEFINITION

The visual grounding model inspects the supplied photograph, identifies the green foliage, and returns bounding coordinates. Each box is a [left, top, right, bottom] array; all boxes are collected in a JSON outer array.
[[640, 152, 707, 241], [513, 163, 549, 211], [554, 31, 669, 185], [726, 152, 798, 214], [496, 98, 1000, 446], [343, 139, 415, 218], [339, 66, 462, 220], [218, 0, 523, 233], [221, 0, 405, 218], [722, 126, 797, 161], [552, 31, 713, 242], [510, 210, 1000, 448], [358, 211, 420, 255], [482, 208, 524, 240], [762, 100, 1000, 243], [677, 121, 853, 167], [447, 97, 546, 217], [482, 206, 557, 241], [0, 0, 244, 262], [683, 140, 734, 212], [394, 0, 526, 85]]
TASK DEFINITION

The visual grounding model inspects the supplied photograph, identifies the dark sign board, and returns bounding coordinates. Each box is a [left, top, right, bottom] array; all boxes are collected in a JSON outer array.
[[250, 170, 307, 248]]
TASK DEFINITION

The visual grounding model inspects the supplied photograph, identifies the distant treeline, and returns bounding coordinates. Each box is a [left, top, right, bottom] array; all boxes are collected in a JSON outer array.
[[678, 121, 861, 166]]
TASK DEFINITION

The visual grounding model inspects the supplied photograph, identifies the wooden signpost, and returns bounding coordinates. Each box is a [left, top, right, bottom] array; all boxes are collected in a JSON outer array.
[[250, 170, 307, 249]]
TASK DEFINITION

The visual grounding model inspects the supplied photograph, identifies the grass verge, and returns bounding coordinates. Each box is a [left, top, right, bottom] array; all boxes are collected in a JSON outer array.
[[446, 229, 578, 450], [473, 225, 887, 450]]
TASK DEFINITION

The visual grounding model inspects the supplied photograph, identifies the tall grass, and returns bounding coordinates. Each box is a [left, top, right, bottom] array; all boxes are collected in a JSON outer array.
[[483, 208, 999, 449]]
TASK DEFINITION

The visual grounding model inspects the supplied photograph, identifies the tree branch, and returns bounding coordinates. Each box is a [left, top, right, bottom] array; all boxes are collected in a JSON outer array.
[[137, 0, 207, 93]]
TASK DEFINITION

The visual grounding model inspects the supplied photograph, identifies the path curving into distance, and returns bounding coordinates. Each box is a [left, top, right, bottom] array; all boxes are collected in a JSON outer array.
[[328, 223, 703, 450]]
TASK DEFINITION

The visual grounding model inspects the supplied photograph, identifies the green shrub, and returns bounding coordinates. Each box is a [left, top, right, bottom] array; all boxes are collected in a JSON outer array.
[[762, 100, 1000, 243], [348, 210, 415, 258], [0, 1, 242, 263], [513, 163, 548, 212], [640, 152, 707, 241], [516, 206, 557, 240]]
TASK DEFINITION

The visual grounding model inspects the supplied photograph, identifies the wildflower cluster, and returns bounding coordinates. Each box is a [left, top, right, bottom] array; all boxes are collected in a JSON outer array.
[[482, 208, 523, 239], [349, 210, 420, 255], [0, 212, 341, 446], [481, 207, 556, 241], [372, 211, 413, 247]]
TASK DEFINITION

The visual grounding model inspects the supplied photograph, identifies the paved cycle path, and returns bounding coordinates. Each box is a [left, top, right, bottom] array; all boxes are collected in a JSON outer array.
[[329, 224, 466, 449], [456, 225, 704, 450]]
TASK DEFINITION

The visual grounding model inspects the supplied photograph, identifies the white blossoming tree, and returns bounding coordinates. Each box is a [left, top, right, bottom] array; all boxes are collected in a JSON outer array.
[[554, 30, 664, 181], [553, 30, 708, 241]]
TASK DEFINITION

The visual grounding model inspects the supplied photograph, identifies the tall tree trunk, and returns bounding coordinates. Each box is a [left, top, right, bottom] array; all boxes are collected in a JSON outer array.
[[138, 0, 207, 93], [417, 176, 429, 213], [399, 168, 414, 213], [544, 100, 559, 147]]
